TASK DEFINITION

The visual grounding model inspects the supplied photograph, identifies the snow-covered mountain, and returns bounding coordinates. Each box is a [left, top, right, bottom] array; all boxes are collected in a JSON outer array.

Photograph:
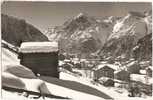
[[45, 13, 115, 58], [46, 11, 152, 60], [99, 11, 152, 61]]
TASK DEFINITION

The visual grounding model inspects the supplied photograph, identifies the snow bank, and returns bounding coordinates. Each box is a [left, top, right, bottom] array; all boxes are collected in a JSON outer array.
[[2, 47, 19, 68], [4, 64, 36, 79], [2, 72, 26, 89]]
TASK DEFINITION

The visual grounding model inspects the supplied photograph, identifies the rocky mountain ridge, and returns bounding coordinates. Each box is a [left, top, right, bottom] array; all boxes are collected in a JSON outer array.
[[46, 13, 116, 58], [46, 11, 152, 60], [2, 14, 49, 47], [99, 11, 152, 61]]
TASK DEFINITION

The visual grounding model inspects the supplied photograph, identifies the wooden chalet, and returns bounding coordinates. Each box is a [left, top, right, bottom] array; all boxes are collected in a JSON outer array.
[[94, 64, 119, 80], [18, 42, 59, 78], [114, 70, 130, 82]]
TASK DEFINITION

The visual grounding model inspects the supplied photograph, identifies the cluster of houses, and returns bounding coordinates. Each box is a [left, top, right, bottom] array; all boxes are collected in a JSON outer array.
[[60, 58, 152, 88], [94, 61, 152, 85], [59, 56, 152, 86]]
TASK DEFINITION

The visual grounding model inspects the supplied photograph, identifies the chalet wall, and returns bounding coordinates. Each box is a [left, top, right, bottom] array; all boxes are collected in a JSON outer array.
[[19, 52, 59, 78], [94, 67, 114, 79]]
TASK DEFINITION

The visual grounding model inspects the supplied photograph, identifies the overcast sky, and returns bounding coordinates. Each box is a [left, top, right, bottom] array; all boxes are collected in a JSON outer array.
[[2, 1, 152, 33]]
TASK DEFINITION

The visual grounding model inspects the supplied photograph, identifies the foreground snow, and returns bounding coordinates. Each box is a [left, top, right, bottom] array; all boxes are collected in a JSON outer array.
[[2, 71, 153, 100], [2, 90, 67, 100]]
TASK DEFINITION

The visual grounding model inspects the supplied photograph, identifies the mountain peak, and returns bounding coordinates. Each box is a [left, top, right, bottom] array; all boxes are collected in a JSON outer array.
[[74, 12, 88, 19]]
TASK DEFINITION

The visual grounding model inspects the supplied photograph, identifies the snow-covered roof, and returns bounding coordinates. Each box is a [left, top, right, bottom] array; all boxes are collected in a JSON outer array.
[[19, 42, 58, 53], [148, 66, 153, 70], [114, 69, 128, 74], [99, 77, 112, 81], [95, 64, 119, 71], [139, 61, 150, 66], [139, 70, 147, 75], [64, 59, 71, 62], [126, 61, 138, 67]]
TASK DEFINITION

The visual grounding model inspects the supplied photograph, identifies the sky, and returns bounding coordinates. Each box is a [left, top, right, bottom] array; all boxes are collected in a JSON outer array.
[[1, 1, 152, 33]]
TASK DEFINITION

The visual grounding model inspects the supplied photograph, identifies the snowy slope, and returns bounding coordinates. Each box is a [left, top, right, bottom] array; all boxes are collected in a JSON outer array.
[[40, 74, 111, 100], [2, 47, 20, 69]]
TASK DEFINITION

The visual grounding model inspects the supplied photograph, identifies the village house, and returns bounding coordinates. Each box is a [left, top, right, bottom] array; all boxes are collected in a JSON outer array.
[[146, 66, 152, 77], [114, 70, 130, 82], [82, 67, 94, 79], [18, 42, 59, 78], [94, 64, 119, 80], [139, 61, 151, 69], [127, 61, 141, 74]]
